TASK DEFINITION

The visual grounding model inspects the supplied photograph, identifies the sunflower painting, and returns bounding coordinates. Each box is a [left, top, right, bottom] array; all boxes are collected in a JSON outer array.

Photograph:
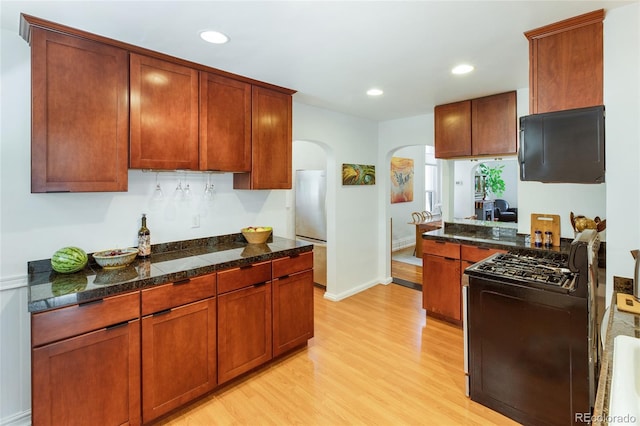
[[342, 163, 376, 185], [390, 157, 414, 203]]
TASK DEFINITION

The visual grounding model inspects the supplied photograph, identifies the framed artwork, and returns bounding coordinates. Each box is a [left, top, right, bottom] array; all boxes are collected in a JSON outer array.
[[390, 157, 414, 203], [342, 163, 376, 185]]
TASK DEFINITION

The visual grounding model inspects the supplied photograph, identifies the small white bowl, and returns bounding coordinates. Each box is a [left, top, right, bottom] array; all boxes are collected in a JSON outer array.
[[93, 248, 139, 269]]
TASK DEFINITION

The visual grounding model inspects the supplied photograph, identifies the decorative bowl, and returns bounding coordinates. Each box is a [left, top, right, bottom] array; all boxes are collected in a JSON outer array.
[[93, 248, 139, 269], [241, 227, 272, 244]]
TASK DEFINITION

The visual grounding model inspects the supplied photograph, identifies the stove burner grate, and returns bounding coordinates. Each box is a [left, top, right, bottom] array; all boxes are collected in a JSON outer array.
[[468, 251, 576, 290]]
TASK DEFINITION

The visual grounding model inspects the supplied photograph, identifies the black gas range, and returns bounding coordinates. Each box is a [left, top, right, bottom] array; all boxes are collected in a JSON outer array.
[[463, 231, 599, 426], [465, 249, 577, 293]]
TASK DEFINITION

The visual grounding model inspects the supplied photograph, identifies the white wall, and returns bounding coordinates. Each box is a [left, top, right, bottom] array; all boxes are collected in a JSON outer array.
[[603, 3, 640, 303]]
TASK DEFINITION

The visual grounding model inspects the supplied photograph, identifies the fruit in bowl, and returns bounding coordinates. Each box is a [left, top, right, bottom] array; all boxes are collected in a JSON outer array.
[[93, 248, 139, 269], [241, 226, 273, 244]]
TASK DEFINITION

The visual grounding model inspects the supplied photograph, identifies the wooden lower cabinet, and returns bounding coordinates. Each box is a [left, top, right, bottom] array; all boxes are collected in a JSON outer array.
[[217, 283, 273, 384], [32, 320, 141, 426], [141, 298, 216, 423], [423, 254, 462, 323], [273, 270, 314, 356], [422, 240, 506, 325]]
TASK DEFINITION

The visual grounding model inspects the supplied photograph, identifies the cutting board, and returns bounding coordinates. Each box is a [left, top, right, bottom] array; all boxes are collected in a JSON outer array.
[[530, 213, 561, 247], [617, 293, 640, 315]]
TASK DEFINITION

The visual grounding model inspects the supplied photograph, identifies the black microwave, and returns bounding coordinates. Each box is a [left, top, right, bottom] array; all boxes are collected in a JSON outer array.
[[518, 105, 605, 183]]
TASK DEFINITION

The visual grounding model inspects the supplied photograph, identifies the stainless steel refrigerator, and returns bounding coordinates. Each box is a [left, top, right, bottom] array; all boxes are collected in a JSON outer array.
[[295, 170, 327, 286]]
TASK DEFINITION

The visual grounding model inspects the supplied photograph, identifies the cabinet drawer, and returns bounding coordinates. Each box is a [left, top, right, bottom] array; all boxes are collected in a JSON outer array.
[[272, 252, 313, 278], [217, 261, 271, 294], [422, 240, 460, 259], [461, 245, 506, 263], [31, 291, 140, 347], [141, 273, 216, 316]]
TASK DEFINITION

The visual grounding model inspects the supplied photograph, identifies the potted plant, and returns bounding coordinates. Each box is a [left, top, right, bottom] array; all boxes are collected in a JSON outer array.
[[479, 163, 505, 199]]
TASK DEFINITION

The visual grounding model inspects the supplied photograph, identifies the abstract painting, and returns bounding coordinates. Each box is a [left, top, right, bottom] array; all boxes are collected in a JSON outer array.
[[390, 157, 414, 203], [342, 163, 376, 185]]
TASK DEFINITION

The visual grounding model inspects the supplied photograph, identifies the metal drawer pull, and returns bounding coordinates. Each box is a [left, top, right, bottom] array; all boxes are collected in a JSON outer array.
[[79, 298, 103, 307], [106, 320, 129, 330], [153, 309, 172, 316], [173, 278, 191, 285], [253, 282, 267, 287]]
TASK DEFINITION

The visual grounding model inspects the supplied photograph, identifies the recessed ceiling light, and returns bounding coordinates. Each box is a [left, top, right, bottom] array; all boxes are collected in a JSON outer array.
[[452, 64, 474, 75], [367, 88, 384, 96], [200, 30, 229, 44]]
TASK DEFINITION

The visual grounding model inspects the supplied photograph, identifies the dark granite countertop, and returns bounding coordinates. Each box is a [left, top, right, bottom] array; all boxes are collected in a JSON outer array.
[[593, 279, 638, 425], [421, 221, 576, 254], [28, 234, 312, 313]]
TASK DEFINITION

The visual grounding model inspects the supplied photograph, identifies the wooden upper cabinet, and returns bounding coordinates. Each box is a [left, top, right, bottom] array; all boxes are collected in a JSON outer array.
[[434, 100, 471, 159], [29, 27, 129, 193], [525, 9, 604, 114], [234, 86, 293, 190], [435, 91, 516, 159], [130, 53, 199, 170], [199, 73, 251, 172], [471, 91, 517, 156]]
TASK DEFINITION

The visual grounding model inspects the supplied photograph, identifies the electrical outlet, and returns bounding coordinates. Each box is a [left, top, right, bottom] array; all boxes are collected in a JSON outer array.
[[191, 214, 200, 228]]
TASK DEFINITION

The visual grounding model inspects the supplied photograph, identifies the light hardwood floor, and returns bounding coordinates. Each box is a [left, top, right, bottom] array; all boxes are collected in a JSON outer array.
[[156, 282, 518, 425], [392, 246, 422, 285]]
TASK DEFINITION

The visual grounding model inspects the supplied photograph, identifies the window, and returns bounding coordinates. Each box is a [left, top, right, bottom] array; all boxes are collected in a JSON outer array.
[[425, 146, 441, 213]]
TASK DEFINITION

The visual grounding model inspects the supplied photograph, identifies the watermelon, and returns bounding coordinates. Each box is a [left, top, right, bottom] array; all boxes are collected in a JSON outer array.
[[51, 247, 88, 274]]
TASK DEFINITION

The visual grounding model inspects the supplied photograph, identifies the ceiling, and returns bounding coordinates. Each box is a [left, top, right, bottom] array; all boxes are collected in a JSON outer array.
[[1, 1, 635, 122]]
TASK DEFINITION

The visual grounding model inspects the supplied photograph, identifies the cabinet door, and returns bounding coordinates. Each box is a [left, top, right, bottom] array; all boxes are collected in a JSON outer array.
[[233, 86, 292, 189], [526, 10, 604, 114], [30, 28, 129, 193], [434, 100, 471, 159], [32, 320, 141, 426], [422, 254, 461, 323], [130, 53, 199, 170], [218, 283, 272, 383], [141, 298, 216, 423], [199, 73, 251, 172], [273, 270, 314, 356], [471, 91, 517, 156]]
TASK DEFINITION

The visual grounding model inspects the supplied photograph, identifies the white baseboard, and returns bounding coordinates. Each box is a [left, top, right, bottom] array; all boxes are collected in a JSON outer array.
[[323, 278, 382, 301], [0, 410, 30, 426], [392, 237, 415, 252]]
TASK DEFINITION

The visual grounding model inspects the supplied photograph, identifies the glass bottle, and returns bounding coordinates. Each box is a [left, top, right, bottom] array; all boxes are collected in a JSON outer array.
[[138, 213, 151, 258]]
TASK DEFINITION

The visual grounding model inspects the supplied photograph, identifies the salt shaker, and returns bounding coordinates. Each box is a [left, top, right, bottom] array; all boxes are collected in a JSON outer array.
[[544, 231, 553, 247], [534, 230, 542, 247]]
